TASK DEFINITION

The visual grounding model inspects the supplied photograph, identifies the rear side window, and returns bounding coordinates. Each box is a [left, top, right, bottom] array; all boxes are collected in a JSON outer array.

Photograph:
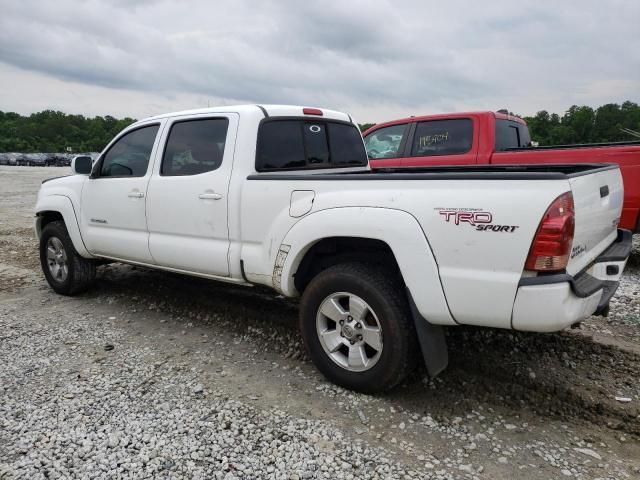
[[100, 124, 159, 177], [329, 123, 369, 166], [495, 119, 531, 150], [411, 119, 472, 156], [364, 123, 408, 159], [256, 120, 367, 171], [161, 118, 229, 176]]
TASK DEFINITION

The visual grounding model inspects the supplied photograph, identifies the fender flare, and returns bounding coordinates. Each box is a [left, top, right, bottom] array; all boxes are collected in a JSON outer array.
[[35, 195, 94, 258], [278, 206, 455, 326]]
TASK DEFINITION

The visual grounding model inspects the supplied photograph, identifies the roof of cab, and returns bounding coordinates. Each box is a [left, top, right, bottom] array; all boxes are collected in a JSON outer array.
[[136, 104, 352, 125]]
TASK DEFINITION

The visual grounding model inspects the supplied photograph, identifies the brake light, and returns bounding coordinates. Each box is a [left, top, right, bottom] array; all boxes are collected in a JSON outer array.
[[303, 107, 323, 116], [525, 192, 575, 272]]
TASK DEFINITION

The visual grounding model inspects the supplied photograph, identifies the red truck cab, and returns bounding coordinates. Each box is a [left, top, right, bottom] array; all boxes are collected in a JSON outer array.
[[363, 111, 640, 231]]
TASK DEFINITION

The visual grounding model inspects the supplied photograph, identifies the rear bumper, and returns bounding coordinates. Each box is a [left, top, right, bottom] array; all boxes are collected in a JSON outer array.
[[512, 229, 632, 332]]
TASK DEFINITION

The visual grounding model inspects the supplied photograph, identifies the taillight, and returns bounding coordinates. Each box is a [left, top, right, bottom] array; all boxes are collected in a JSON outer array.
[[525, 192, 575, 272]]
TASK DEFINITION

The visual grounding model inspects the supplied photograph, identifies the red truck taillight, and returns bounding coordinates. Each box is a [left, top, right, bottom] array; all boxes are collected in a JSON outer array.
[[525, 192, 575, 272]]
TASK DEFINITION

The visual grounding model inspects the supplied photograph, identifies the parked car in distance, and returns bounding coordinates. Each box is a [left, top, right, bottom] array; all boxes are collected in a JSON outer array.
[[19, 153, 49, 166], [45, 155, 72, 167], [363, 111, 640, 231], [15, 155, 30, 166], [34, 105, 631, 393]]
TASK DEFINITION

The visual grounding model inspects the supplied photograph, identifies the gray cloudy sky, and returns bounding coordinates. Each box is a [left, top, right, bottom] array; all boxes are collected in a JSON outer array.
[[1, 0, 638, 123]]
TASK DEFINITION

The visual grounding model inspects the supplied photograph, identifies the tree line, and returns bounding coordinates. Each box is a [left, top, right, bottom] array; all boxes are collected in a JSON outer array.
[[0, 110, 136, 153], [1, 101, 639, 153], [523, 101, 640, 145]]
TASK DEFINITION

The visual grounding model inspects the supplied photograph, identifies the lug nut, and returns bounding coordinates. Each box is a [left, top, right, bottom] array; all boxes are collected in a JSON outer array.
[[355, 322, 362, 329], [357, 335, 362, 341], [349, 340, 355, 345], [347, 316, 353, 321], [339, 319, 344, 325]]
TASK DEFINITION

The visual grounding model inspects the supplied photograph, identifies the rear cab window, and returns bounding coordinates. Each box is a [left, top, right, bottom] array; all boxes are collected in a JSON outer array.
[[256, 119, 367, 171], [495, 119, 531, 151], [411, 119, 472, 156]]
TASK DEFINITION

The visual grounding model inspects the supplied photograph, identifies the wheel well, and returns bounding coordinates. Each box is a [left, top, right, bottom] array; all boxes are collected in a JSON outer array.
[[294, 237, 403, 293], [37, 211, 64, 235]]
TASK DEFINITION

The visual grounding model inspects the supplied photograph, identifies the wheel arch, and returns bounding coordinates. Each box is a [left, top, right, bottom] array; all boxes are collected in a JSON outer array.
[[35, 195, 93, 258], [278, 207, 456, 326]]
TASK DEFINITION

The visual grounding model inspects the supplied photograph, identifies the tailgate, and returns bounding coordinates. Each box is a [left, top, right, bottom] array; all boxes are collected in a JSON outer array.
[[566, 166, 624, 275]]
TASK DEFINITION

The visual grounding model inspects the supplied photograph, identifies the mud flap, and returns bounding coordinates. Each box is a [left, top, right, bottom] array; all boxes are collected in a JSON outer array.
[[406, 289, 449, 377]]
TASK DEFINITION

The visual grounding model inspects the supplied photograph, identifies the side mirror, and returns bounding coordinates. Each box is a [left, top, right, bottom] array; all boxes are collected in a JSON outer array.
[[72, 156, 93, 175]]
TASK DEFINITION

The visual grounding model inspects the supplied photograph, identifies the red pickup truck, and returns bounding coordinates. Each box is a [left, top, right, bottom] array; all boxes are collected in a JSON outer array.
[[363, 111, 640, 231]]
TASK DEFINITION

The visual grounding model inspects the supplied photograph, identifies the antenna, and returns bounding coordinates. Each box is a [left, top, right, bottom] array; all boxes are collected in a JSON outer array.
[[620, 127, 640, 139]]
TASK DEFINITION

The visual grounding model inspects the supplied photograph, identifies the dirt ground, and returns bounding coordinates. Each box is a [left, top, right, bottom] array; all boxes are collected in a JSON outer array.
[[0, 165, 639, 479]]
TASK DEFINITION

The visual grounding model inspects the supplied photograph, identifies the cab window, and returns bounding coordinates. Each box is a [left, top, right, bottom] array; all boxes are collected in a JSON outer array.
[[161, 118, 229, 176], [364, 124, 408, 159], [495, 119, 531, 150], [411, 119, 472, 156], [99, 124, 159, 177]]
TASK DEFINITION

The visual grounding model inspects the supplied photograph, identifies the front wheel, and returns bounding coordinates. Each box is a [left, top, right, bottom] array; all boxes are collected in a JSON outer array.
[[40, 221, 96, 295], [299, 262, 419, 393]]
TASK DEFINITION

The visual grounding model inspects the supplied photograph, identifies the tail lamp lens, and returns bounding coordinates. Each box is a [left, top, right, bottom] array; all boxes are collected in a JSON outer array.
[[524, 192, 575, 272]]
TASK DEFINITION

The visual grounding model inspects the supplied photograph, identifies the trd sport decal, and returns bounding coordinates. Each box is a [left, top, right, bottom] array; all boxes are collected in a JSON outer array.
[[435, 207, 519, 233]]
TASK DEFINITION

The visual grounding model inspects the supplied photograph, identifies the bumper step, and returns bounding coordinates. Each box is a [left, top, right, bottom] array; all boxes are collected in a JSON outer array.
[[518, 229, 632, 299], [596, 229, 633, 262], [519, 272, 603, 298]]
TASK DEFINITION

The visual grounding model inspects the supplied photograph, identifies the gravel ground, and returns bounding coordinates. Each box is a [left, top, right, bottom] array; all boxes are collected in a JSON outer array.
[[0, 166, 639, 479]]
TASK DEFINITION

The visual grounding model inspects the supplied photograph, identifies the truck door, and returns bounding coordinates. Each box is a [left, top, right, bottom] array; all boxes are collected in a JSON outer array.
[[80, 122, 162, 263], [145, 114, 239, 276]]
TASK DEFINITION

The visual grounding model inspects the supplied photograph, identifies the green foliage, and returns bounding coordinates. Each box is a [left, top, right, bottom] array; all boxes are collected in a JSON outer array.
[[522, 101, 640, 145], [358, 123, 375, 132], [2, 102, 639, 153], [0, 110, 137, 153]]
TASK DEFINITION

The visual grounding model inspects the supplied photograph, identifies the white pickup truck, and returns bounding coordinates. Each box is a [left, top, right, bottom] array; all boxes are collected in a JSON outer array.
[[35, 105, 632, 392]]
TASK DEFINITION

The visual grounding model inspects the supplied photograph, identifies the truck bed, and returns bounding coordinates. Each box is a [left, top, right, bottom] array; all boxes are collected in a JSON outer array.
[[363, 110, 640, 231]]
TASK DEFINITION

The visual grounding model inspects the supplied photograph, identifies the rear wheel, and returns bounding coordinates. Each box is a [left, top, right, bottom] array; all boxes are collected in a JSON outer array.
[[40, 221, 95, 295], [299, 262, 419, 393]]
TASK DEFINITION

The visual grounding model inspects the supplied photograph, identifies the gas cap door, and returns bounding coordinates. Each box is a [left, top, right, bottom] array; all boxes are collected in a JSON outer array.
[[289, 190, 315, 218]]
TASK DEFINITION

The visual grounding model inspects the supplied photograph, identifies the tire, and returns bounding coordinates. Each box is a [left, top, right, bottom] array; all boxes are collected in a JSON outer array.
[[40, 220, 95, 295], [299, 262, 419, 393]]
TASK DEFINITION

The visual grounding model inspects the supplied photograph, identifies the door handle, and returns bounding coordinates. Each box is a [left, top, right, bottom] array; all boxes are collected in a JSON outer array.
[[198, 193, 223, 200], [128, 191, 144, 198], [600, 185, 609, 198]]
